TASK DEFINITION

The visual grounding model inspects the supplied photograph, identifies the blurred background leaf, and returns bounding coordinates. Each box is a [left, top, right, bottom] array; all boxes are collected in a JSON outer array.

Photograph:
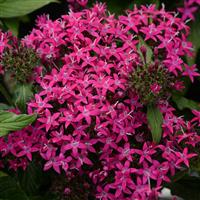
[[0, 0, 59, 18], [0, 175, 29, 200], [169, 175, 200, 200], [17, 162, 51, 197], [3, 18, 19, 36]]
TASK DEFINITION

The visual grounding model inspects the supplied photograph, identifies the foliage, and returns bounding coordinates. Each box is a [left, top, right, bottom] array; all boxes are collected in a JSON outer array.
[[147, 104, 163, 143], [0, 0, 58, 18], [0, 111, 36, 136], [0, 0, 200, 200]]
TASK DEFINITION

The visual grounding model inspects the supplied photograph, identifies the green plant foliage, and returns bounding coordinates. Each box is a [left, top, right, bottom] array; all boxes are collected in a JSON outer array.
[[0, 172, 50, 200], [188, 15, 200, 65], [14, 84, 33, 113], [0, 0, 59, 18], [138, 37, 153, 64], [172, 94, 200, 111], [0, 175, 29, 200], [3, 18, 20, 36], [0, 103, 13, 110], [169, 175, 200, 200], [0, 83, 13, 105], [17, 162, 50, 196], [147, 104, 163, 143], [103, 0, 132, 15], [0, 111, 36, 136]]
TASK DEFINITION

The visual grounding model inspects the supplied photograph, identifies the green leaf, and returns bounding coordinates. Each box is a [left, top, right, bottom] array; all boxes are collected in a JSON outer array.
[[138, 36, 153, 64], [0, 171, 47, 200], [0, 83, 13, 105], [188, 14, 200, 65], [14, 84, 33, 113], [0, 171, 7, 177], [103, 0, 131, 15], [0, 176, 28, 200], [0, 0, 58, 18], [147, 104, 163, 143], [3, 18, 19, 36], [0, 103, 13, 110], [172, 94, 200, 111], [18, 162, 50, 196], [0, 111, 36, 136], [29, 197, 45, 200], [169, 175, 200, 200]]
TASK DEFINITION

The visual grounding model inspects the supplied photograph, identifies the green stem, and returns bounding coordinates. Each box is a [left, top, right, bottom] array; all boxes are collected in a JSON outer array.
[[0, 83, 13, 106]]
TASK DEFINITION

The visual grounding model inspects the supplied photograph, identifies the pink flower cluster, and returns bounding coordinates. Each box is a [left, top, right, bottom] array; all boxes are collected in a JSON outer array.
[[0, 122, 45, 171], [1, 3, 200, 200]]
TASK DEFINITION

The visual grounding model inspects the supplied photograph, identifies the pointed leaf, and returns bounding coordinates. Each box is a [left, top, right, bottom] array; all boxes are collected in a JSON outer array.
[[0, 103, 13, 110], [169, 175, 200, 200], [0, 83, 13, 105], [0, 176, 28, 200], [0, 0, 59, 18], [14, 84, 33, 113], [138, 36, 153, 64], [188, 14, 200, 65], [172, 95, 200, 111], [147, 104, 163, 143], [0, 111, 36, 136], [18, 162, 50, 196]]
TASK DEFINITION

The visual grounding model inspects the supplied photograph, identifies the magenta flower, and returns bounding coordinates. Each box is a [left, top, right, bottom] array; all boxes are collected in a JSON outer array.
[[115, 161, 135, 192], [135, 143, 156, 164], [192, 110, 200, 125], [61, 136, 86, 157], [178, 0, 198, 21], [117, 143, 136, 161], [182, 64, 200, 82], [175, 148, 197, 167], [43, 149, 61, 173], [150, 83, 161, 95], [140, 23, 161, 41], [0, 3, 198, 200], [29, 94, 52, 113], [76, 104, 100, 124], [17, 142, 38, 161], [38, 109, 60, 131]]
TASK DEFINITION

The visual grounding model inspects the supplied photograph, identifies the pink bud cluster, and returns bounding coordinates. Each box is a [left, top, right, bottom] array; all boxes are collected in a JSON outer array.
[[1, 3, 200, 200]]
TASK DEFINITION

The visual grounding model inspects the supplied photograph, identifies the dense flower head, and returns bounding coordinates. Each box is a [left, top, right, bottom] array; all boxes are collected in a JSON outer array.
[[0, 122, 45, 170], [0, 3, 200, 200], [130, 63, 173, 104], [0, 31, 40, 82]]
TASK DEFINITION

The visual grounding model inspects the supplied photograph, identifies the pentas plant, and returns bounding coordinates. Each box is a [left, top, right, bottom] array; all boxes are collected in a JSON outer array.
[[0, 3, 200, 200]]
